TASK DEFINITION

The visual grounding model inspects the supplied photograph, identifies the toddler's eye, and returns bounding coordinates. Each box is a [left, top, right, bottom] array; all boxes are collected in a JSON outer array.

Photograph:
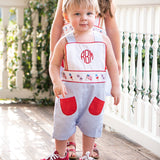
[[87, 12, 93, 15], [75, 13, 80, 16]]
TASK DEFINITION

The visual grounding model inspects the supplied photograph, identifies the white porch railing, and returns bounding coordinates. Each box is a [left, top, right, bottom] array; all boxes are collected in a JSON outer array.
[[0, 0, 160, 158], [104, 0, 160, 158], [0, 0, 50, 99]]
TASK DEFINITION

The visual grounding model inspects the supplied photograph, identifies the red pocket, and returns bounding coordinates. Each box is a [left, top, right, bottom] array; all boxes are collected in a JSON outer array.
[[89, 97, 105, 115], [60, 97, 77, 116]]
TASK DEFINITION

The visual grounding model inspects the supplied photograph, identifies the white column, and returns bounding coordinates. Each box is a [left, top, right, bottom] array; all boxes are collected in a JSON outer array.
[[151, 10, 159, 107], [151, 7, 160, 136], [41, 2, 47, 79], [136, 8, 144, 128], [116, 7, 125, 118], [122, 8, 130, 121], [129, 8, 138, 125], [143, 7, 152, 132], [158, 76, 160, 107], [2, 8, 9, 89], [129, 34, 136, 96], [16, 8, 24, 89], [31, 11, 38, 87]]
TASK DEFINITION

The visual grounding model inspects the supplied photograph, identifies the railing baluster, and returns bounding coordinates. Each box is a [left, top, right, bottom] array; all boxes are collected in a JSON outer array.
[[143, 7, 152, 132], [129, 9, 136, 97], [158, 73, 160, 109], [123, 33, 129, 120], [151, 11, 159, 107], [136, 8, 144, 128], [151, 33, 159, 136], [31, 12, 38, 86], [121, 8, 130, 121], [41, 1, 47, 79], [151, 6, 160, 136], [117, 7, 125, 118], [129, 8, 138, 124], [2, 8, 9, 90], [16, 8, 24, 89]]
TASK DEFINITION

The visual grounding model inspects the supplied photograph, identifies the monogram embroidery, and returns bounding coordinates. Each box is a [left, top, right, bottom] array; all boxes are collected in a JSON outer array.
[[81, 49, 94, 64]]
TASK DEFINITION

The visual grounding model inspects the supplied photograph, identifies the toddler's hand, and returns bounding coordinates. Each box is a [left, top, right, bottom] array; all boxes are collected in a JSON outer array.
[[111, 86, 121, 105], [53, 81, 67, 98]]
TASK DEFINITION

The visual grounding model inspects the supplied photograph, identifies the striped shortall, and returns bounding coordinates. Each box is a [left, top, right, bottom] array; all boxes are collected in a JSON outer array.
[[53, 31, 110, 140]]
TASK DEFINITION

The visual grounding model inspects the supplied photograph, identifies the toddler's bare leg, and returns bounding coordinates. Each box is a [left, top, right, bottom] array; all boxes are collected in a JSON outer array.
[[82, 134, 95, 156], [55, 139, 68, 157], [68, 133, 76, 143], [67, 134, 77, 157]]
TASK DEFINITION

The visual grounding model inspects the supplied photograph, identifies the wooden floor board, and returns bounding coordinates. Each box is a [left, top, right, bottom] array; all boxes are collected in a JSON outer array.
[[0, 104, 159, 160]]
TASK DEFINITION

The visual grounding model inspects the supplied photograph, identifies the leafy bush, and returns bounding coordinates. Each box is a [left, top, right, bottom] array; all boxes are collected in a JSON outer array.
[[5, 0, 58, 104], [23, 0, 57, 90], [22, 0, 58, 103]]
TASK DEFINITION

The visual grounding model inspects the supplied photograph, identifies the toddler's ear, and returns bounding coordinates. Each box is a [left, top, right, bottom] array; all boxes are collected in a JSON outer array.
[[63, 13, 69, 23]]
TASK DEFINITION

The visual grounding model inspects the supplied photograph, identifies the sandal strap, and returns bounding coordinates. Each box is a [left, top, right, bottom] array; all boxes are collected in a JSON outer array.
[[94, 143, 97, 148], [92, 143, 99, 159], [67, 141, 76, 148], [68, 148, 76, 152], [67, 142, 78, 159]]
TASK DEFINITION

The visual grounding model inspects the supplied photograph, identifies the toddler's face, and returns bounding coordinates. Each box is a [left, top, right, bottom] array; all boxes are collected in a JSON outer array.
[[67, 6, 97, 33]]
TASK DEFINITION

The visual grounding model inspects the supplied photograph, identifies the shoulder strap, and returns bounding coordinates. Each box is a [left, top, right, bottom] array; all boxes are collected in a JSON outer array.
[[65, 31, 76, 43], [93, 31, 103, 42], [66, 31, 103, 42]]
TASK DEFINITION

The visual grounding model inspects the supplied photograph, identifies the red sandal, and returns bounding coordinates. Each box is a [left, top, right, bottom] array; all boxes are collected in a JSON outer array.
[[67, 142, 79, 160], [92, 143, 99, 159], [40, 150, 69, 160]]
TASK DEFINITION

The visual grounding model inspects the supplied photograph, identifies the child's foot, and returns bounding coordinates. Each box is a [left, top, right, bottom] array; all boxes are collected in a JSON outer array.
[[40, 151, 69, 160], [66, 142, 79, 159], [79, 151, 95, 160], [67, 142, 99, 159], [92, 144, 99, 159]]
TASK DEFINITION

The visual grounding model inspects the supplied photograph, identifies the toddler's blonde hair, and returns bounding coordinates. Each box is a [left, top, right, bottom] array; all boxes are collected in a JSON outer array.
[[63, 0, 100, 14]]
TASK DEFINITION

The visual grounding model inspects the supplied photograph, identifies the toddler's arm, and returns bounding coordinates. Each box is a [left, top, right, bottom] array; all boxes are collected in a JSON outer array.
[[103, 35, 121, 105], [49, 37, 67, 98]]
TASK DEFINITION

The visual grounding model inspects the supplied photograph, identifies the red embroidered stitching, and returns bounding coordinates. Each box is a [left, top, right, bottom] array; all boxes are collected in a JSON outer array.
[[81, 49, 94, 64]]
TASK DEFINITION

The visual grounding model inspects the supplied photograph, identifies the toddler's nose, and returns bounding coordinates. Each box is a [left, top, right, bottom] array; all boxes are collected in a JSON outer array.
[[81, 14, 87, 20]]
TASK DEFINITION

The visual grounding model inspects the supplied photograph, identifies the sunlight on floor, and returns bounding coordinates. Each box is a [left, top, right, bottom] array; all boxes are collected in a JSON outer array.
[[0, 99, 16, 104], [0, 105, 54, 159]]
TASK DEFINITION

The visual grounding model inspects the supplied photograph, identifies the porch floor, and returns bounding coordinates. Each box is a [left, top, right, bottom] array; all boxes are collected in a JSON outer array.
[[0, 104, 159, 160]]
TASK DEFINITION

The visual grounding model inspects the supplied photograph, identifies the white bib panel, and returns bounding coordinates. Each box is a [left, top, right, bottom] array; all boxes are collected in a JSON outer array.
[[65, 42, 106, 71]]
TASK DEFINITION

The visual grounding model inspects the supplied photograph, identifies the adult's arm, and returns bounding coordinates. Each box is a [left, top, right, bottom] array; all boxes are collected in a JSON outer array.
[[104, 2, 121, 74], [49, 0, 64, 62]]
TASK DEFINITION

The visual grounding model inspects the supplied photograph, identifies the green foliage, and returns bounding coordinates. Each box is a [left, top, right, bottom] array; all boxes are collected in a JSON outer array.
[[14, 97, 54, 106], [22, 0, 58, 103], [7, 0, 58, 105]]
